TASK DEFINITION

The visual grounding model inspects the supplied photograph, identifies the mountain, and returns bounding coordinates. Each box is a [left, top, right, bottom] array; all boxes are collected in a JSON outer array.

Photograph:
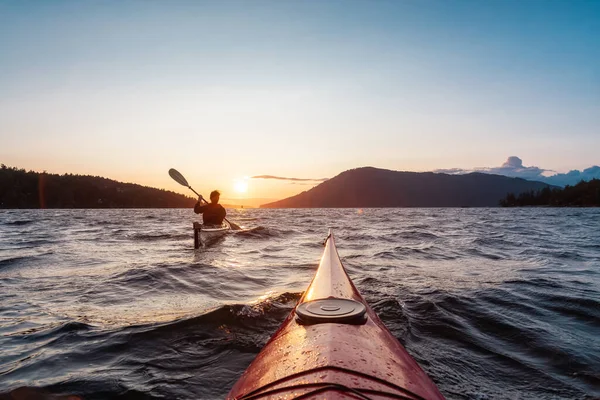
[[0, 165, 196, 208], [260, 167, 555, 208]]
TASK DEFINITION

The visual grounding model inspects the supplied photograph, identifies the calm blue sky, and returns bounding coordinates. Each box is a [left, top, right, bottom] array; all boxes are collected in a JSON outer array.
[[1, 0, 598, 199]]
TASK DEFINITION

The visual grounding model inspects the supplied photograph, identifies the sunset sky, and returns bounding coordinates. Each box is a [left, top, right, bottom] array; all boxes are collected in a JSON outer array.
[[1, 1, 598, 203]]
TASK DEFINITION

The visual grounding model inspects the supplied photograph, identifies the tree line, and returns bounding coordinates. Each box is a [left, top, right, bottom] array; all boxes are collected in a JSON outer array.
[[500, 179, 600, 207], [0, 165, 196, 208]]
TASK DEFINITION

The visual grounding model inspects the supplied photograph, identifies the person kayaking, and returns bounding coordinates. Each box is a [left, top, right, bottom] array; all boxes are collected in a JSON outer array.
[[194, 190, 226, 225]]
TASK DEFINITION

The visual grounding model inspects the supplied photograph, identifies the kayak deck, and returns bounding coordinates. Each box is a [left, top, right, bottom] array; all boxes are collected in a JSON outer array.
[[227, 232, 445, 399]]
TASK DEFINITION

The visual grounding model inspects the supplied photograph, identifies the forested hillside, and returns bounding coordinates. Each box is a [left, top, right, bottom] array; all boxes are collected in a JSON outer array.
[[0, 165, 195, 208]]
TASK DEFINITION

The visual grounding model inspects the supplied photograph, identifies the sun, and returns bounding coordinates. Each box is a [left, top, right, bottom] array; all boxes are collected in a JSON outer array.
[[234, 179, 248, 194]]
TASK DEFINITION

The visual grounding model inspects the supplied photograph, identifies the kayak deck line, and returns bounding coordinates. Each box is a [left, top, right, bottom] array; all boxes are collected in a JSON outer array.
[[227, 231, 445, 400], [235, 365, 428, 400]]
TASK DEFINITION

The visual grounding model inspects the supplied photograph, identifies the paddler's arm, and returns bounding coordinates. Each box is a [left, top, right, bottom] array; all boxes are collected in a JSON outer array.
[[194, 196, 207, 214]]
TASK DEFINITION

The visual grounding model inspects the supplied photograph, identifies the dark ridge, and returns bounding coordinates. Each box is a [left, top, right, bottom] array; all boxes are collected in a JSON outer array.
[[0, 164, 196, 208], [261, 167, 555, 208]]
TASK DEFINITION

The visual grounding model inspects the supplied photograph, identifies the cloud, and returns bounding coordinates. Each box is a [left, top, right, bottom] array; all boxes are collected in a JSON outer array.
[[251, 175, 328, 182], [434, 168, 471, 175], [489, 156, 547, 180], [434, 156, 600, 187], [543, 165, 600, 187], [434, 156, 547, 178]]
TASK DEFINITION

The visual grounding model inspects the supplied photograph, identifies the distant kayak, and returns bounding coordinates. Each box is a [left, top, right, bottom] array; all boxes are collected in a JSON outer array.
[[193, 221, 230, 247], [227, 231, 445, 399]]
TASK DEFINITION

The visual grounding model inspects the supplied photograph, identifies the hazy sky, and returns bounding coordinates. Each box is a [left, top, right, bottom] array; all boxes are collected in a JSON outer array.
[[1, 1, 598, 200]]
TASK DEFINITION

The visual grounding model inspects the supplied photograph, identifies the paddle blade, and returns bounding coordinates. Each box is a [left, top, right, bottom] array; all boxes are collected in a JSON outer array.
[[169, 168, 189, 187]]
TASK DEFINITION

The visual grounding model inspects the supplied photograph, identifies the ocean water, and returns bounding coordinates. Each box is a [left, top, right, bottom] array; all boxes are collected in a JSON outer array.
[[0, 208, 599, 399]]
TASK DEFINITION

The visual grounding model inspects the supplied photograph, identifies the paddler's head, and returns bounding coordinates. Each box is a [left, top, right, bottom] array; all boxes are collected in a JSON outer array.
[[210, 190, 220, 204]]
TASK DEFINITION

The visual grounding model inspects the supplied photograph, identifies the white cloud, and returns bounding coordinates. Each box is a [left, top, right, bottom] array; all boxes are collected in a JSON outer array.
[[434, 157, 600, 187]]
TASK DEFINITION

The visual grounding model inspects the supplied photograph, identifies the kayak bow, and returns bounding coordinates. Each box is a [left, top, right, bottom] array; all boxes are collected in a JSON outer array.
[[228, 231, 445, 399]]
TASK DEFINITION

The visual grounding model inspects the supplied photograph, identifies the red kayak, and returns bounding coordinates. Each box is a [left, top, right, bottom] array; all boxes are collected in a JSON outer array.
[[228, 231, 445, 399]]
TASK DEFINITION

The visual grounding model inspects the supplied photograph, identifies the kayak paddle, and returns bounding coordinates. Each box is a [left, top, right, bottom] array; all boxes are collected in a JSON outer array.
[[168, 168, 241, 230]]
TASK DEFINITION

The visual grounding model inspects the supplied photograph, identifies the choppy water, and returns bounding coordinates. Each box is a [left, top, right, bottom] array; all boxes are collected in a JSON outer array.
[[0, 208, 599, 399]]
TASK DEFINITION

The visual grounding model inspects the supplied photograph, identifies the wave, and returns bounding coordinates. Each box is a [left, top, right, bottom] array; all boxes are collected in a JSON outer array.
[[4, 220, 35, 226], [386, 230, 441, 241], [1, 208, 599, 399], [130, 233, 189, 241], [235, 217, 259, 222], [234, 226, 294, 239], [4, 321, 91, 339], [0, 256, 33, 269], [0, 253, 54, 269], [144, 292, 300, 335], [95, 220, 119, 226], [374, 246, 457, 260], [16, 239, 57, 246], [396, 288, 595, 398], [465, 247, 505, 260]]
